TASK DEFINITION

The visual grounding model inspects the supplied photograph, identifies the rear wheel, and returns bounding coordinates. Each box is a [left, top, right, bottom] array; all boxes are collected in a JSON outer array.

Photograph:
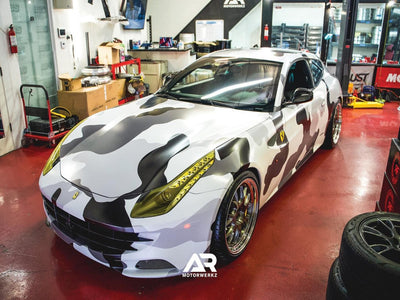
[[323, 102, 342, 149], [211, 171, 259, 264]]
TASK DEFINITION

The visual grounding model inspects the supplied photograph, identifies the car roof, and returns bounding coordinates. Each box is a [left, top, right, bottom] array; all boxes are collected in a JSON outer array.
[[206, 47, 318, 64]]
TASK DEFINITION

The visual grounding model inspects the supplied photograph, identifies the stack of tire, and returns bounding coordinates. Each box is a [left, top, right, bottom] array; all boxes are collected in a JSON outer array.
[[326, 212, 400, 299]]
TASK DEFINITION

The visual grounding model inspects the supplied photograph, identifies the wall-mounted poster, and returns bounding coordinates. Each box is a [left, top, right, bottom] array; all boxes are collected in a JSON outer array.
[[124, 0, 147, 30], [195, 20, 224, 42]]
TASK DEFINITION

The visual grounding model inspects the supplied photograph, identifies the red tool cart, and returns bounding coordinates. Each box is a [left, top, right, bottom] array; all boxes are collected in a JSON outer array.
[[20, 84, 77, 147]]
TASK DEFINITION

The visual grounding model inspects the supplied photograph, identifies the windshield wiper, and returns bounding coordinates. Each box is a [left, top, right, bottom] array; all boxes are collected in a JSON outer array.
[[156, 92, 202, 104], [234, 103, 272, 111], [202, 99, 236, 108]]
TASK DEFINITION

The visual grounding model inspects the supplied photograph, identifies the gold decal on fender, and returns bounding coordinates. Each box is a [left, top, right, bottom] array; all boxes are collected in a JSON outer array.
[[72, 192, 79, 200], [280, 130, 285, 142]]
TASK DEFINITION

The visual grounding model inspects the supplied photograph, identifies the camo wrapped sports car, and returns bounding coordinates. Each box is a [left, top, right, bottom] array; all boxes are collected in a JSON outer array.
[[39, 48, 342, 278]]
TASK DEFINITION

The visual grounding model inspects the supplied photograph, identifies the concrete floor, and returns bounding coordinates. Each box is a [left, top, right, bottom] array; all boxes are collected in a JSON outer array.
[[0, 102, 399, 300]]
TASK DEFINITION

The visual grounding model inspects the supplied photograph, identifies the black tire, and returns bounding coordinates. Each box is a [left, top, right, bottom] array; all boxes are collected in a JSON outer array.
[[211, 171, 259, 265], [326, 258, 350, 300], [323, 102, 342, 149], [338, 212, 400, 299], [385, 93, 391, 103], [48, 139, 57, 148], [21, 137, 30, 148]]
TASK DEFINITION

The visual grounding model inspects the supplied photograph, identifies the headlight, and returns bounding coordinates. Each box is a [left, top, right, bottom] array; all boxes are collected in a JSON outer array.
[[42, 141, 62, 176], [42, 121, 82, 176], [131, 151, 215, 218]]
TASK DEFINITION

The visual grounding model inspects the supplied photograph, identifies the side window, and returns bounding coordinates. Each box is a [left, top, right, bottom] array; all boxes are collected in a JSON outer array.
[[284, 60, 313, 100], [309, 59, 324, 86]]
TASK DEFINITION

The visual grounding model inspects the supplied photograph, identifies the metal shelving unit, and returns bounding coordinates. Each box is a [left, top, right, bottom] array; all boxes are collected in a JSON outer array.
[[272, 23, 322, 53]]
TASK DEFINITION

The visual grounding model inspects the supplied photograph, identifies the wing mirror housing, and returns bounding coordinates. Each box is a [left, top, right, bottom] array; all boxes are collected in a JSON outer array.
[[291, 88, 313, 104]]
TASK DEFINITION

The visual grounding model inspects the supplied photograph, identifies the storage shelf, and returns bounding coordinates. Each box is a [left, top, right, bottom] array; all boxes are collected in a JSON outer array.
[[335, 20, 382, 24], [331, 42, 379, 48], [272, 23, 321, 52], [110, 59, 141, 80], [354, 43, 379, 48]]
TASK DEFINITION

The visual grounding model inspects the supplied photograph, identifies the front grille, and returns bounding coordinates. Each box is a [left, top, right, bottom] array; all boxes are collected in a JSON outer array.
[[43, 196, 151, 254]]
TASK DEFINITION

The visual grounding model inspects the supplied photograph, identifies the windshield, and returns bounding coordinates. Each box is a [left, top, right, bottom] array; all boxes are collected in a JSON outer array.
[[160, 57, 282, 112]]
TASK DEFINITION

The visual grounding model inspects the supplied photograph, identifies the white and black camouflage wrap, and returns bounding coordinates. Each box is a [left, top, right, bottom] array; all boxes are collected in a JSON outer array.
[[39, 48, 342, 278]]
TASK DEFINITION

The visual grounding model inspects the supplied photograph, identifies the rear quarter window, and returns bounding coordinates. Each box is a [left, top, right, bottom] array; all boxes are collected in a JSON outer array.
[[309, 59, 324, 86]]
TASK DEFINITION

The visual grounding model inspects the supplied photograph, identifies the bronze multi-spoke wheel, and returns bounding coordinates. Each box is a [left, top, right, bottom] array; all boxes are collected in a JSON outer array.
[[331, 102, 342, 145], [323, 102, 342, 149], [338, 212, 400, 298], [211, 171, 259, 264]]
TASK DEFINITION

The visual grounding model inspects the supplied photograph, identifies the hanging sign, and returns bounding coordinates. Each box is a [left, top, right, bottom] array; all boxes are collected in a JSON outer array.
[[375, 66, 400, 89], [223, 0, 245, 8], [349, 65, 374, 90]]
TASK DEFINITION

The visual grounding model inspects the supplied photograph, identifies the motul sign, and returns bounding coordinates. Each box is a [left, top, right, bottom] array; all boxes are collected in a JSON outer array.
[[375, 67, 400, 88], [386, 73, 400, 83]]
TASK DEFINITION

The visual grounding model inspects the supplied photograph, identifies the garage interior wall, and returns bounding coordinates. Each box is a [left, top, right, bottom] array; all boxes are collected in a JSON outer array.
[[0, 0, 24, 156], [52, 0, 143, 77], [229, 1, 262, 48], [148, 0, 211, 44], [272, 3, 325, 26], [52, 0, 212, 77]]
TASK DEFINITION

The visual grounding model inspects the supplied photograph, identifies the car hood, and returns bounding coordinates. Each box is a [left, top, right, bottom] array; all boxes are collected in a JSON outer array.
[[59, 96, 269, 198]]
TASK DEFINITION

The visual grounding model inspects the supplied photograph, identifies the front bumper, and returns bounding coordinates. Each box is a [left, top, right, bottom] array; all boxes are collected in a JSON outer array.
[[40, 164, 230, 278]]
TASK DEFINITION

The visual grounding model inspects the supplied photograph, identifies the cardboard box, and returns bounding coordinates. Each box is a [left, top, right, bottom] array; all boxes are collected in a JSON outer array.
[[98, 42, 123, 65], [142, 60, 168, 75], [104, 79, 126, 101], [57, 80, 126, 120], [59, 73, 82, 91], [58, 86, 105, 120], [105, 98, 119, 110], [145, 74, 163, 94], [128, 60, 168, 93], [127, 60, 167, 74]]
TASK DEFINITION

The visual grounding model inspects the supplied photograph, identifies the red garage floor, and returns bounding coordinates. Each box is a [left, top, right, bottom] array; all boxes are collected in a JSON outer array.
[[0, 102, 399, 300]]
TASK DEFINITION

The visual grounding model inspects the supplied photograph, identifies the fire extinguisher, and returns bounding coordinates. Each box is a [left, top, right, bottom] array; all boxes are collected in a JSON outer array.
[[8, 24, 18, 54], [264, 24, 269, 41]]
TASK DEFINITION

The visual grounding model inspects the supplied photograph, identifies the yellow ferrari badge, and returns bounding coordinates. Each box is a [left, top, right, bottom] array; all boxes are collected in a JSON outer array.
[[280, 130, 285, 142], [72, 191, 79, 200]]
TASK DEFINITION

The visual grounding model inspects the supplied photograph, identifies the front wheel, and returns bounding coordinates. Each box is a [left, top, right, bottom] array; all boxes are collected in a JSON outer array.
[[211, 171, 259, 264]]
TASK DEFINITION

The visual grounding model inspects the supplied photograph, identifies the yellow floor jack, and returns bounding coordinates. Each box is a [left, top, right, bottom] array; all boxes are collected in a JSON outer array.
[[347, 84, 385, 108], [348, 96, 385, 108]]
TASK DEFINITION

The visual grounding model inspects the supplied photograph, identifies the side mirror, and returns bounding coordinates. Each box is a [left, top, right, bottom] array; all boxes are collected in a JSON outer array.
[[292, 88, 313, 104]]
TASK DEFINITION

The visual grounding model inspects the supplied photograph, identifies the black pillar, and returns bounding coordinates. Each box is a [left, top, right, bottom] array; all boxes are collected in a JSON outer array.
[[372, 3, 391, 86], [320, 2, 331, 63], [377, 3, 391, 65], [261, 0, 273, 47], [335, 0, 359, 97]]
